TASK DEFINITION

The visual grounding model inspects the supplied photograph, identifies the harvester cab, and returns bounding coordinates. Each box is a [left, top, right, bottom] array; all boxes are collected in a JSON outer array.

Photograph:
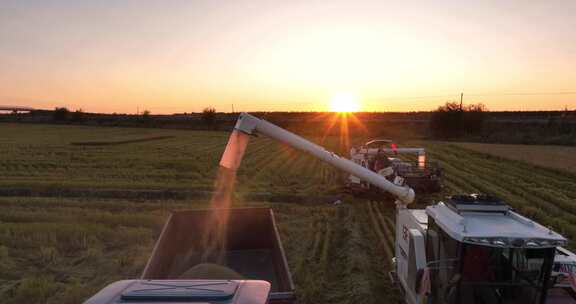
[[395, 194, 569, 304], [347, 139, 442, 196]]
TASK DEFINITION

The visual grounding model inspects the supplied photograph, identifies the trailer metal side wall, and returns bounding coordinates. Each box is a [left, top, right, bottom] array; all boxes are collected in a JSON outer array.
[[141, 208, 295, 303]]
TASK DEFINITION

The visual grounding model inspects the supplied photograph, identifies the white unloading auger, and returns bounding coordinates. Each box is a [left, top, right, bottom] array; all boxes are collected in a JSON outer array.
[[222, 112, 415, 205]]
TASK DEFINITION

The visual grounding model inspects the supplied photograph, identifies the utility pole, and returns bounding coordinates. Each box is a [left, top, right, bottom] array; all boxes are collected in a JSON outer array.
[[232, 104, 235, 113], [460, 92, 464, 111]]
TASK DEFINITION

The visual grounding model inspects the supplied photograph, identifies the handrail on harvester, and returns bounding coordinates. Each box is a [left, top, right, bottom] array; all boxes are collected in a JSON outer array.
[[232, 112, 415, 205]]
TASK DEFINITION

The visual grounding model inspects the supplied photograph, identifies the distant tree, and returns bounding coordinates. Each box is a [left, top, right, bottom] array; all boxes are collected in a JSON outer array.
[[201, 107, 217, 127], [141, 109, 150, 119], [430, 102, 487, 139], [547, 110, 575, 136], [53, 107, 69, 122], [430, 102, 463, 138], [71, 109, 84, 122], [464, 103, 488, 136], [140, 109, 152, 125]]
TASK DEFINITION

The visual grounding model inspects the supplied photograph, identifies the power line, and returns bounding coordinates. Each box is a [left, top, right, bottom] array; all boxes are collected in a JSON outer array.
[[376, 94, 459, 101], [370, 91, 576, 103], [466, 91, 576, 97]]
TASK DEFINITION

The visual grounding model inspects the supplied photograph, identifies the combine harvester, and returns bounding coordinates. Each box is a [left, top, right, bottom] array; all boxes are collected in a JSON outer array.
[[87, 113, 576, 304], [347, 139, 442, 198]]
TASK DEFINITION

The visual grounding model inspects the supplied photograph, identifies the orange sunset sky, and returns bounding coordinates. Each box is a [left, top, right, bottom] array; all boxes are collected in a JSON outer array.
[[1, 0, 575, 113]]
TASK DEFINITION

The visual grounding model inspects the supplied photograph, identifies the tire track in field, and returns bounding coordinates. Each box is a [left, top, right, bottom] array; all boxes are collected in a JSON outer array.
[[278, 207, 347, 304], [291, 220, 317, 277], [279, 204, 397, 304], [374, 202, 397, 241], [350, 203, 402, 304], [365, 202, 394, 262]]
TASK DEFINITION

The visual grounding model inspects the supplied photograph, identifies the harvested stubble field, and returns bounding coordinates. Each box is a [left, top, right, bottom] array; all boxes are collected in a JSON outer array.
[[451, 142, 576, 174], [0, 122, 575, 304]]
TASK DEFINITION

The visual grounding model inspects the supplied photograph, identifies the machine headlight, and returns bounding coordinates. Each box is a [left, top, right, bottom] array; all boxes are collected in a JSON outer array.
[[539, 240, 551, 246], [478, 238, 491, 244], [463, 237, 564, 248], [527, 239, 565, 248], [492, 239, 507, 247], [464, 237, 483, 244]]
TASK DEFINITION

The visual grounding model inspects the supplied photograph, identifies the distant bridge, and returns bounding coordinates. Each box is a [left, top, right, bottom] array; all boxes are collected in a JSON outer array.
[[0, 106, 35, 112]]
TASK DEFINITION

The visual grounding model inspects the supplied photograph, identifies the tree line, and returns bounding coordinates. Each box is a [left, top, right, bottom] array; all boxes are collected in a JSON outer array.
[[429, 102, 488, 139]]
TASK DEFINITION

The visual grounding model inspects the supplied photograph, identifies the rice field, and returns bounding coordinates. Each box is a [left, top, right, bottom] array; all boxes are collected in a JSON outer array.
[[0, 122, 575, 304]]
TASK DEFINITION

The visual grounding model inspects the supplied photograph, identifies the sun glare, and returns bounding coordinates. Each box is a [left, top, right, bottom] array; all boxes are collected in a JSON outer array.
[[329, 92, 360, 112]]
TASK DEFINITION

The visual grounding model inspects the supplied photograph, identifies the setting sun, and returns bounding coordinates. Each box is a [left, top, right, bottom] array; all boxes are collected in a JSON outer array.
[[329, 92, 361, 112]]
